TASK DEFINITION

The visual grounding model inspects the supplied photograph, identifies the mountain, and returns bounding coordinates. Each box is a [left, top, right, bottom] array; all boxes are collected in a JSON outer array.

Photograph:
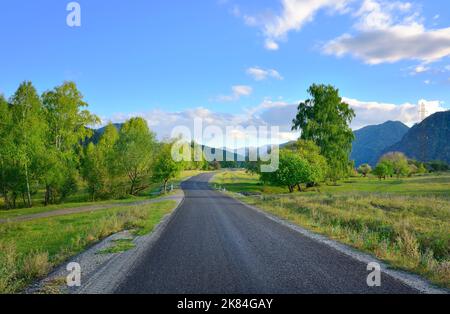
[[382, 111, 450, 164], [90, 123, 123, 144], [351, 121, 410, 166]]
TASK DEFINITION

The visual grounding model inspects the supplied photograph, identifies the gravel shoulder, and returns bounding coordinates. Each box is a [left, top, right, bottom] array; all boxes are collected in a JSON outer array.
[[25, 190, 184, 294]]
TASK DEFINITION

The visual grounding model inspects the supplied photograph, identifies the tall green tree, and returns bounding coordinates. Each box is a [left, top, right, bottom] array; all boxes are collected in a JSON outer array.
[[97, 123, 120, 195], [41, 82, 99, 204], [292, 84, 355, 182], [153, 142, 183, 193], [0, 95, 15, 208], [9, 82, 47, 207], [115, 118, 156, 195], [82, 143, 106, 201], [81, 123, 120, 200]]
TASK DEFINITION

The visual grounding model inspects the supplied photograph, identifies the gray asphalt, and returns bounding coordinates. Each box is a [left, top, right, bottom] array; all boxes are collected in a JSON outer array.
[[114, 173, 418, 294]]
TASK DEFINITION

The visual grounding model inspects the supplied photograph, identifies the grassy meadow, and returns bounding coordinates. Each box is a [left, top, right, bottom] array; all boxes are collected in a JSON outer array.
[[212, 170, 450, 288], [0, 201, 176, 293]]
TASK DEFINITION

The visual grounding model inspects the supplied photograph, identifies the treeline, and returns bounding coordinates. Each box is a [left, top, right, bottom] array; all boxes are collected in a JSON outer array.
[[0, 81, 99, 208], [0, 81, 209, 209], [358, 153, 448, 180]]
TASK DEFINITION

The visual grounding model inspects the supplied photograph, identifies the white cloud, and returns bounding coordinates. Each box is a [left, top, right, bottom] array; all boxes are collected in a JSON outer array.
[[324, 0, 450, 65], [246, 67, 284, 81], [215, 85, 253, 102], [413, 65, 430, 74], [239, 0, 353, 50], [265, 39, 280, 51], [104, 96, 447, 148]]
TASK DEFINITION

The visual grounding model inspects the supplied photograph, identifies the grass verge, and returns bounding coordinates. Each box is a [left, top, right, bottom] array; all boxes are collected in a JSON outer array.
[[0, 201, 175, 293], [97, 239, 136, 255], [213, 171, 450, 288]]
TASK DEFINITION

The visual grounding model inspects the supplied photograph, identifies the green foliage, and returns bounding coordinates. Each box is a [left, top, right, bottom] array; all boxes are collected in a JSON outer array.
[[380, 152, 411, 178], [152, 142, 183, 193], [426, 160, 449, 172], [357, 164, 372, 177], [115, 118, 157, 195], [0, 95, 16, 209], [41, 82, 99, 204], [9, 82, 47, 208], [373, 161, 392, 180], [292, 84, 355, 182], [292, 140, 328, 185], [81, 143, 106, 201], [261, 150, 312, 192]]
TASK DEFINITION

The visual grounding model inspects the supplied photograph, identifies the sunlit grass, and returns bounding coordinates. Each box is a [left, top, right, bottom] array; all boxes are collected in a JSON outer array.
[[0, 201, 175, 293], [212, 170, 450, 288]]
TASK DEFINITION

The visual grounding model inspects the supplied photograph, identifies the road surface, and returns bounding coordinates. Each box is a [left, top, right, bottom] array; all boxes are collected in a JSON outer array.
[[114, 173, 418, 294]]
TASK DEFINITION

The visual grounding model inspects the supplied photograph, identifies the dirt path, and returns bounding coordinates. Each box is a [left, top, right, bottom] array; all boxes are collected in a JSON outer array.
[[0, 191, 184, 224]]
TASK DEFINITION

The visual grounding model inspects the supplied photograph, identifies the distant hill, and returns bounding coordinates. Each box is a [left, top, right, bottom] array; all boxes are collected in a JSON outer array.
[[90, 123, 123, 144], [351, 121, 410, 166], [88, 124, 245, 165], [382, 111, 450, 164]]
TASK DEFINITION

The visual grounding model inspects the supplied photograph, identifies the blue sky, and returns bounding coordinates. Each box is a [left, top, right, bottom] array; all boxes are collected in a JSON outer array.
[[0, 0, 449, 145]]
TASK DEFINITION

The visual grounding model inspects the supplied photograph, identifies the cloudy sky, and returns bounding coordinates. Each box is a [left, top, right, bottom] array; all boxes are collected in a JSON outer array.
[[1, 0, 449, 147]]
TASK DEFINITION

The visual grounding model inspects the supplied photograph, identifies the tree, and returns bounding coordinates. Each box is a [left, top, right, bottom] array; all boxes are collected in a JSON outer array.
[[42, 81, 99, 204], [425, 160, 449, 172], [373, 160, 394, 180], [417, 163, 427, 174], [115, 118, 156, 195], [9, 82, 47, 207], [379, 152, 410, 178], [357, 164, 372, 177], [0, 95, 15, 208], [262, 150, 312, 193], [292, 84, 355, 182], [153, 142, 183, 193], [292, 140, 327, 186], [81, 143, 106, 201], [97, 123, 120, 196]]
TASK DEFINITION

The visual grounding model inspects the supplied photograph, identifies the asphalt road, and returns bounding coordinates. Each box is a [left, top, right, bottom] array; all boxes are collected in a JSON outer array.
[[114, 173, 418, 294]]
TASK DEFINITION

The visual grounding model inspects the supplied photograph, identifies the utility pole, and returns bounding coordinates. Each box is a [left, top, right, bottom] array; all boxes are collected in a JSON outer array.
[[419, 100, 428, 122]]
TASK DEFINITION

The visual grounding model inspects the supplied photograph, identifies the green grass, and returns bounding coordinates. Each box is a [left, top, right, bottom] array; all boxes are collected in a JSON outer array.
[[0, 201, 175, 293], [212, 170, 450, 288], [0, 170, 207, 221], [213, 170, 450, 197], [97, 239, 136, 254], [0, 196, 155, 220]]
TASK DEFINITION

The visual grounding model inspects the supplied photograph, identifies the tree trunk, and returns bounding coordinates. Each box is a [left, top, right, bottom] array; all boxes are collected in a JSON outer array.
[[24, 163, 32, 207], [163, 180, 168, 194], [45, 185, 50, 206], [297, 184, 302, 192], [129, 182, 135, 196], [12, 192, 16, 208], [3, 191, 9, 210]]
